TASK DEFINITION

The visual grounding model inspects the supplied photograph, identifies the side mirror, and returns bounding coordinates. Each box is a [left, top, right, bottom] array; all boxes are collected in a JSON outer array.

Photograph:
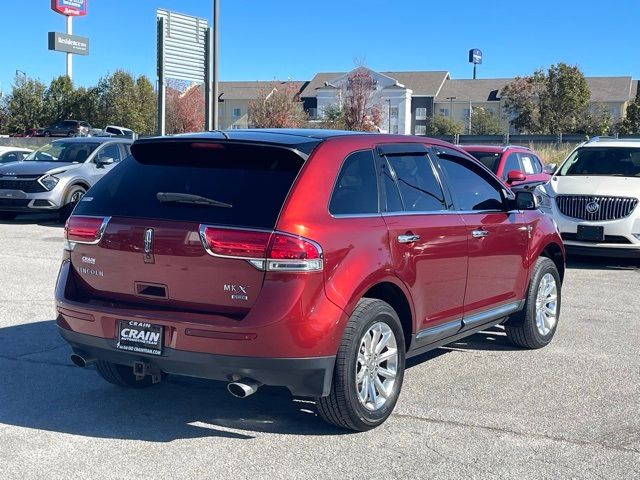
[[544, 163, 557, 174], [95, 156, 114, 168], [506, 170, 526, 184], [515, 191, 538, 210]]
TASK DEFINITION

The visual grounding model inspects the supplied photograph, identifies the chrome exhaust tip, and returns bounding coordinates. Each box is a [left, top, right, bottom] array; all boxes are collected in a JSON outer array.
[[70, 352, 95, 368], [227, 379, 260, 398]]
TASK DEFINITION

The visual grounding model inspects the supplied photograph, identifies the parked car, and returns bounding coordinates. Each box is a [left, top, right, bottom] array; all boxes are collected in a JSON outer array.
[[0, 137, 132, 221], [43, 120, 91, 137], [89, 125, 136, 139], [536, 137, 640, 258], [462, 145, 551, 186], [0, 146, 32, 163], [12, 128, 41, 138], [56, 129, 565, 431]]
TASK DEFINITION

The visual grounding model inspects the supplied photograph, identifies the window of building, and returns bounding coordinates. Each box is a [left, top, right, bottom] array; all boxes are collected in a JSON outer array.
[[462, 108, 471, 119], [414, 125, 427, 136], [308, 108, 318, 119], [231, 125, 242, 130], [386, 155, 446, 212], [439, 108, 449, 117], [390, 106, 399, 118], [232, 108, 242, 118], [329, 150, 379, 215], [415, 107, 427, 120]]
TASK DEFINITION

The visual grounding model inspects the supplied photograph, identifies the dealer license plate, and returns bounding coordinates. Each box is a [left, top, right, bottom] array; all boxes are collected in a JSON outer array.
[[116, 320, 164, 356]]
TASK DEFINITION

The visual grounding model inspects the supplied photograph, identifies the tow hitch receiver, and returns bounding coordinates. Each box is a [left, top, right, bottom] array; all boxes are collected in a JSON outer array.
[[133, 360, 162, 384]]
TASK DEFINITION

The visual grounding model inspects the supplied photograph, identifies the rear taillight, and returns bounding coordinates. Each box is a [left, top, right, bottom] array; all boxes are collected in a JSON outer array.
[[64, 216, 110, 250], [199, 226, 323, 272]]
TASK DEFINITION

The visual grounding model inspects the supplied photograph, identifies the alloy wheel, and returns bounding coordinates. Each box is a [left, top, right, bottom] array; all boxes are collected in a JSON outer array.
[[355, 321, 398, 411], [535, 273, 558, 336]]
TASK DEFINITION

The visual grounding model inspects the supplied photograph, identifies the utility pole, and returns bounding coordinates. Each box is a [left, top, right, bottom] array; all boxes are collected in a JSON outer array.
[[212, 0, 219, 129], [468, 101, 472, 134], [387, 99, 391, 133]]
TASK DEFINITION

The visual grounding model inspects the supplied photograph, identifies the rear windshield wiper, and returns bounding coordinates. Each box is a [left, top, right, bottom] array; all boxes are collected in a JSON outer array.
[[156, 192, 232, 208]]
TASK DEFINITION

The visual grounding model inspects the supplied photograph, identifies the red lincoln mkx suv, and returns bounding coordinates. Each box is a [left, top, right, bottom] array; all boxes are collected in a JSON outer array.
[[55, 129, 565, 431]]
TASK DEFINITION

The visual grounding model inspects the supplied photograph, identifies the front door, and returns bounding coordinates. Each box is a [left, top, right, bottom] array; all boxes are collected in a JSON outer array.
[[433, 148, 530, 321], [378, 145, 468, 345]]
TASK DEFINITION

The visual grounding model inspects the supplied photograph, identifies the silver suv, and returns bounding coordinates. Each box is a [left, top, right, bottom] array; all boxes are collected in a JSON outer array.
[[0, 137, 133, 221]]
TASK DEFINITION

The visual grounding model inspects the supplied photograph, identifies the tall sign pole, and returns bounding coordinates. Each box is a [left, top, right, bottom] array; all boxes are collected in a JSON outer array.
[[468, 48, 482, 80], [66, 15, 73, 79], [49, 1, 88, 81], [212, 0, 219, 129]]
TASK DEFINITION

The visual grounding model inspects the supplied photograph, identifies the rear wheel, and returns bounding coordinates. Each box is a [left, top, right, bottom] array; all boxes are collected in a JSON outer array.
[[316, 298, 405, 431], [96, 360, 163, 388], [44, 131, 51, 137], [58, 185, 86, 222], [505, 257, 561, 349]]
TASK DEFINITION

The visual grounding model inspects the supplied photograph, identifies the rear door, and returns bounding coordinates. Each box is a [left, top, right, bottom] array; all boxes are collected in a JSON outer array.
[[70, 140, 306, 316], [378, 144, 468, 343], [433, 147, 529, 320]]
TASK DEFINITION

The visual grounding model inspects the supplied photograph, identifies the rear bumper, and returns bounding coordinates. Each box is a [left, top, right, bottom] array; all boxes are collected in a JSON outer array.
[[59, 327, 335, 397]]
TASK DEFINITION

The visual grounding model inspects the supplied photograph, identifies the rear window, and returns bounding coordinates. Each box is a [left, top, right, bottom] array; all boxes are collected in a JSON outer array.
[[73, 141, 305, 229], [466, 150, 501, 173]]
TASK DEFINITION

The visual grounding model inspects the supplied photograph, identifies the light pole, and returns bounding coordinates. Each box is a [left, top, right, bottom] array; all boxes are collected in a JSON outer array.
[[446, 96, 456, 120], [15, 70, 26, 78], [212, 0, 219, 129], [387, 99, 391, 133]]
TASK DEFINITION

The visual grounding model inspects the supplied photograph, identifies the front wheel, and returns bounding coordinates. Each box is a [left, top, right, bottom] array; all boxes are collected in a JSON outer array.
[[505, 257, 561, 349], [316, 298, 405, 431], [58, 185, 86, 222]]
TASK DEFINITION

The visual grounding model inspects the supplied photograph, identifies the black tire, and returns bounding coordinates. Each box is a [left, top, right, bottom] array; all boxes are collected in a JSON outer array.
[[96, 360, 162, 388], [316, 298, 406, 431], [0, 212, 17, 220], [67, 131, 74, 137], [505, 257, 561, 349], [44, 131, 51, 137], [58, 185, 86, 222]]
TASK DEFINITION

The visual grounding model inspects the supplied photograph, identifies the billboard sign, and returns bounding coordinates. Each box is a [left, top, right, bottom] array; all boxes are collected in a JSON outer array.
[[469, 48, 483, 65], [48, 32, 89, 55], [51, 0, 87, 17], [157, 9, 208, 83]]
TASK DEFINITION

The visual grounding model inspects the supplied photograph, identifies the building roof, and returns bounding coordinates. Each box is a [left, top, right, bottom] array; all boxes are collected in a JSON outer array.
[[586, 77, 634, 103], [219, 81, 307, 100], [299, 71, 449, 97], [435, 78, 513, 102]]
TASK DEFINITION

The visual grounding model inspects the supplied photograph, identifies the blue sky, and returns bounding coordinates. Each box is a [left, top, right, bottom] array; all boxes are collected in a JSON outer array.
[[1, 0, 639, 93]]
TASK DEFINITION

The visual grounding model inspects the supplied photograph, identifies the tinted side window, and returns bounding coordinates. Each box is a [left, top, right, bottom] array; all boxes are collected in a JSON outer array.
[[438, 156, 504, 211], [502, 153, 521, 179], [106, 127, 118, 134], [381, 160, 403, 212], [96, 144, 123, 163], [386, 155, 446, 211], [329, 150, 379, 215]]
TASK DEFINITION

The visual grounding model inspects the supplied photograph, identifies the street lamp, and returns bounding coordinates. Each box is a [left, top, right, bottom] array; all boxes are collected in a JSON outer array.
[[387, 99, 391, 133], [15, 69, 26, 78], [212, 0, 219, 129], [446, 96, 456, 120]]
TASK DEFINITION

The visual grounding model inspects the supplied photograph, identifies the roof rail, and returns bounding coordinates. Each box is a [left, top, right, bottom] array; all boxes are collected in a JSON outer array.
[[586, 136, 618, 143], [502, 145, 532, 152]]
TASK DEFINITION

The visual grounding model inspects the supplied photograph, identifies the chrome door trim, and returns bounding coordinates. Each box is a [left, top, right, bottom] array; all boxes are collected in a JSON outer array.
[[397, 234, 420, 244], [415, 319, 462, 341]]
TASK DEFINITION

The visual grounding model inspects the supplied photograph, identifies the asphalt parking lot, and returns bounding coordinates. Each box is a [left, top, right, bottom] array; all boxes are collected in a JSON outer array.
[[0, 215, 638, 479]]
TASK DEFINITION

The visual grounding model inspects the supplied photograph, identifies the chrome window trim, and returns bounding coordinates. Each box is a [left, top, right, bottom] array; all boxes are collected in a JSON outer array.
[[330, 213, 383, 219]]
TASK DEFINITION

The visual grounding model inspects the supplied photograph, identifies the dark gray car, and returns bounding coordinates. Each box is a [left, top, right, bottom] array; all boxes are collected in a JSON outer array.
[[43, 120, 91, 137]]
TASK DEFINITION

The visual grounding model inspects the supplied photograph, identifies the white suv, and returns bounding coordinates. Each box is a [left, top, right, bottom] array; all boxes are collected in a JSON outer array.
[[537, 138, 640, 258]]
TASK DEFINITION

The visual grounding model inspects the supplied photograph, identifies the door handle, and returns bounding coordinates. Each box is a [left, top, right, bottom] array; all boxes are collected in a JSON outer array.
[[397, 234, 420, 244], [471, 229, 489, 238]]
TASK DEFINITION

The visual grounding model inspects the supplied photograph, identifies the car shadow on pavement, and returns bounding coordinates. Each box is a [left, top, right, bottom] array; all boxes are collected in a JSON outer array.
[[0, 320, 345, 442], [0, 213, 63, 228], [567, 255, 639, 271]]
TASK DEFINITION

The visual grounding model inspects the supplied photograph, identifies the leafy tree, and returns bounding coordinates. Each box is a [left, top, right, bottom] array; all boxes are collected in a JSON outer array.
[[319, 104, 346, 130], [6, 74, 46, 133], [470, 107, 503, 134], [135, 76, 156, 134], [501, 63, 590, 134], [0, 95, 8, 134], [72, 86, 100, 127], [539, 63, 590, 134], [426, 115, 463, 135], [95, 70, 142, 129], [43, 76, 74, 126], [248, 81, 307, 128], [577, 104, 613, 136], [618, 98, 640, 134], [165, 80, 204, 134], [342, 68, 383, 132]]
